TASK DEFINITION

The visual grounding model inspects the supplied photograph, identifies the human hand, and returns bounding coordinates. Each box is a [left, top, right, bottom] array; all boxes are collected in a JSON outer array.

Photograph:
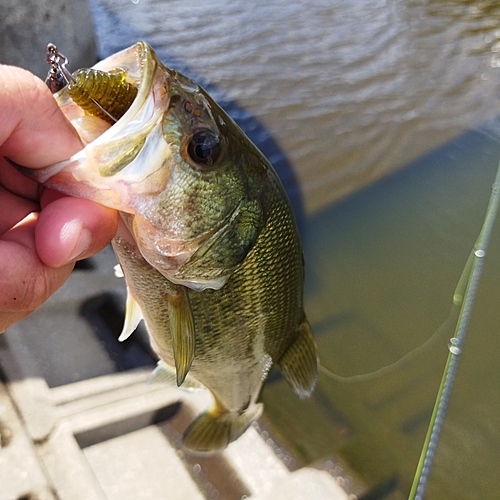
[[0, 65, 118, 332]]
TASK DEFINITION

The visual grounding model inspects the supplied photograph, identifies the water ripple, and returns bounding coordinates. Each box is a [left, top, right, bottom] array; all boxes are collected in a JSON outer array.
[[93, 0, 500, 213]]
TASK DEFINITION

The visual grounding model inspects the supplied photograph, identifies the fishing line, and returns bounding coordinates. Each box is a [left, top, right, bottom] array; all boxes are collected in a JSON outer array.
[[318, 250, 474, 384], [318, 317, 451, 383], [408, 158, 500, 500], [318, 159, 500, 498]]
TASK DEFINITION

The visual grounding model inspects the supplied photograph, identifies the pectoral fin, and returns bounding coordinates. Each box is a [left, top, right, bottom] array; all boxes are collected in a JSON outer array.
[[118, 286, 144, 341], [168, 286, 196, 386], [148, 360, 204, 392], [182, 402, 263, 454], [277, 319, 318, 399]]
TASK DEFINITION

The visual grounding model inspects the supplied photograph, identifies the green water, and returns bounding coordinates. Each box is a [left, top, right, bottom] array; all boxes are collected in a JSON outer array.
[[263, 126, 500, 499]]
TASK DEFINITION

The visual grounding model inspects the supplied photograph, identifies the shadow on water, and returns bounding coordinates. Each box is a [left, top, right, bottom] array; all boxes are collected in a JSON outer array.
[[89, 0, 306, 231], [304, 120, 500, 299]]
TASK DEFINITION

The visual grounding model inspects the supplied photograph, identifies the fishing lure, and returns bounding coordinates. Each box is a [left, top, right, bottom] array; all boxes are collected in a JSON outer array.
[[69, 68, 138, 124], [45, 43, 138, 124]]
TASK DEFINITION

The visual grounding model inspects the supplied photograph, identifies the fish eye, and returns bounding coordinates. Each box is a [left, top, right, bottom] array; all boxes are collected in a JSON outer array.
[[187, 129, 221, 167]]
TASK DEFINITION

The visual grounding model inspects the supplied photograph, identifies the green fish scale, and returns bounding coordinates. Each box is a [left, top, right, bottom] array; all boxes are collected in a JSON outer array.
[[187, 185, 303, 369], [113, 174, 303, 401]]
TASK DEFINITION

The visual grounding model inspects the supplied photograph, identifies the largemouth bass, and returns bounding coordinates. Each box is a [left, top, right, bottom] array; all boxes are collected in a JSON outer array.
[[23, 41, 318, 453]]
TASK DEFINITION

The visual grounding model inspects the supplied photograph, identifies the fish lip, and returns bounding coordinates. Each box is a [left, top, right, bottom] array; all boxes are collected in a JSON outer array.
[[57, 40, 160, 155], [21, 41, 173, 211]]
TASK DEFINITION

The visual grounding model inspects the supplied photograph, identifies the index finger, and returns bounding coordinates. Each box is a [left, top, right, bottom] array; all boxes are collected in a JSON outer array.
[[0, 65, 83, 167]]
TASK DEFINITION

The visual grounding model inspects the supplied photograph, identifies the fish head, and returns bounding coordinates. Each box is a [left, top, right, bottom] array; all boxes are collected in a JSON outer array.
[[25, 41, 270, 290]]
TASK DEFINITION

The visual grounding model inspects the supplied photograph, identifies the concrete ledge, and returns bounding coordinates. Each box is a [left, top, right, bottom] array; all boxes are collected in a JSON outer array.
[[253, 468, 350, 500], [1, 367, 351, 500], [0, 382, 55, 500]]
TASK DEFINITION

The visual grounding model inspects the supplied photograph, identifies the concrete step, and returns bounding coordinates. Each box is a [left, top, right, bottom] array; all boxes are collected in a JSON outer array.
[[0, 368, 350, 500]]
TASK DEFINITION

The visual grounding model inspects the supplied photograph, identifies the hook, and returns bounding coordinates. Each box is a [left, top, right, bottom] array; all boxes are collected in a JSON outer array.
[[45, 43, 76, 94], [43, 43, 117, 123]]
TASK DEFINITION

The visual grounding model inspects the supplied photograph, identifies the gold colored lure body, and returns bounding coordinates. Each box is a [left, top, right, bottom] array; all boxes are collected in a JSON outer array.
[[69, 69, 138, 124]]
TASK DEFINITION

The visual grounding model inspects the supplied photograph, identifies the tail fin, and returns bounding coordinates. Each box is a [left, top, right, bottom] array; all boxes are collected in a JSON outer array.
[[182, 403, 263, 454]]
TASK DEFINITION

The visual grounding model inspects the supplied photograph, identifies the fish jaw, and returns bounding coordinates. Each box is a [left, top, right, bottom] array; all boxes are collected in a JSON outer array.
[[19, 41, 173, 213], [20, 41, 270, 291]]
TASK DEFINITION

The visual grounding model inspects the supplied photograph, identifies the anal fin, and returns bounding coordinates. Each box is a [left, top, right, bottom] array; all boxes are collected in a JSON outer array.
[[148, 360, 205, 392], [182, 402, 263, 454], [277, 319, 318, 399], [168, 286, 196, 387]]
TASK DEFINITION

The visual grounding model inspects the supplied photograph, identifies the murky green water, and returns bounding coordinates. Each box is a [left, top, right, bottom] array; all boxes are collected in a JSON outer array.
[[93, 0, 500, 497], [264, 125, 500, 499]]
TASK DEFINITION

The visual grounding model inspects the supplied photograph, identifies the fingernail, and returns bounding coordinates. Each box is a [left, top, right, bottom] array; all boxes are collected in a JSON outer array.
[[61, 220, 92, 262]]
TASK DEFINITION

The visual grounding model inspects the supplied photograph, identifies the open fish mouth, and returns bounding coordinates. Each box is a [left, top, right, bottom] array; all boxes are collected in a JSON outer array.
[[17, 41, 273, 289], [20, 41, 173, 212]]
